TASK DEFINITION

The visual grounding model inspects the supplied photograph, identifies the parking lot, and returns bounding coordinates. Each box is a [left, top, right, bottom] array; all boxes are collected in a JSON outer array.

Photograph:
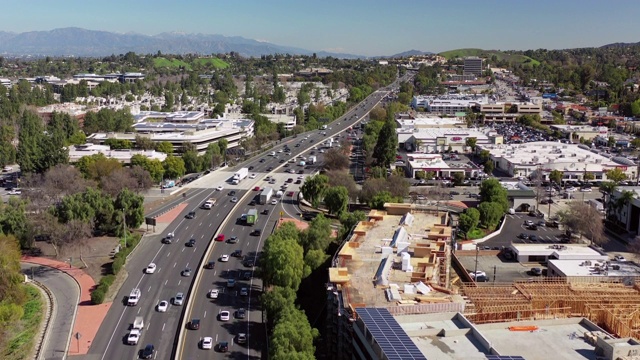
[[456, 252, 536, 283], [481, 214, 565, 248]]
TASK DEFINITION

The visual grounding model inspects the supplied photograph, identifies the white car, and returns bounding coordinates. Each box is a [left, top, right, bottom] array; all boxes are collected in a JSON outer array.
[[565, 187, 577, 192], [201, 336, 213, 350], [220, 255, 229, 262], [219, 310, 230, 321], [127, 329, 141, 345], [271, 199, 278, 205], [469, 271, 487, 279], [216, 185, 224, 191], [2, 166, 13, 172], [145, 263, 157, 274], [8, 189, 21, 195], [231, 197, 238, 203], [240, 287, 248, 296], [614, 255, 627, 262], [580, 187, 592, 192], [249, 173, 256, 179], [157, 300, 168, 312], [174, 292, 184, 305], [208, 289, 219, 299], [237, 333, 247, 344]]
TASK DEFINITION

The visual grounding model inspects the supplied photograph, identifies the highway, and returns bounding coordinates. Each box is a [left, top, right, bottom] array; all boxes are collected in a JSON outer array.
[[87, 73, 409, 360]]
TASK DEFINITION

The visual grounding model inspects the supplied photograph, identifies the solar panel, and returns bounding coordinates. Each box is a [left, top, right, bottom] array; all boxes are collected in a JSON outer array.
[[356, 308, 427, 360], [486, 356, 526, 360]]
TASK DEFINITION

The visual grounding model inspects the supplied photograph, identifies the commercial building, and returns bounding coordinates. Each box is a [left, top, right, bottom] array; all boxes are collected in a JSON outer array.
[[403, 153, 483, 179], [463, 57, 484, 76], [68, 144, 167, 163], [611, 186, 640, 235], [395, 114, 466, 129], [37, 103, 88, 124], [547, 258, 640, 281], [398, 127, 503, 154], [550, 125, 608, 143], [507, 243, 607, 263], [477, 141, 636, 180], [480, 102, 542, 123], [72, 72, 145, 83], [88, 116, 254, 155], [410, 95, 488, 115], [326, 205, 461, 360]]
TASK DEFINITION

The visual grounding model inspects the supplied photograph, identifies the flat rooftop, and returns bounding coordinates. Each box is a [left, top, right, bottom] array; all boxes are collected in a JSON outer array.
[[551, 124, 608, 133], [511, 243, 608, 260], [455, 252, 532, 283], [396, 116, 466, 128], [549, 259, 640, 277], [395, 312, 604, 360]]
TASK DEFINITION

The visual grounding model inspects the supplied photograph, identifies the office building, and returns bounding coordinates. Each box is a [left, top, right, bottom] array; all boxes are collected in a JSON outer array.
[[68, 144, 168, 164], [463, 57, 483, 76]]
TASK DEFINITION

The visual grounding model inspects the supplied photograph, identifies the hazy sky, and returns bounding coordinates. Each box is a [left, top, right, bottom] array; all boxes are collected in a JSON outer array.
[[1, 0, 639, 56]]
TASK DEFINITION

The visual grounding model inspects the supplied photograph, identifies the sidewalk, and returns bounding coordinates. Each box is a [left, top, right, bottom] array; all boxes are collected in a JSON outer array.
[[21, 256, 111, 356]]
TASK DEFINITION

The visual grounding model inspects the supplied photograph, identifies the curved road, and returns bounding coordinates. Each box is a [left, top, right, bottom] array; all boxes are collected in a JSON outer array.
[[21, 263, 79, 360]]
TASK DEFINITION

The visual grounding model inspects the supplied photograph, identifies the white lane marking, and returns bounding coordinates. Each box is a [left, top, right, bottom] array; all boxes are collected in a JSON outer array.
[[148, 286, 152, 292], [137, 308, 141, 314], [162, 323, 166, 332], [204, 311, 207, 318], [178, 280, 181, 286], [165, 280, 168, 286], [174, 262, 177, 268], [166, 252, 170, 257]]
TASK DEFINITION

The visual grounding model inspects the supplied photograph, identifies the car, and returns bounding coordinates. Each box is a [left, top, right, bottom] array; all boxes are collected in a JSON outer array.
[[241, 271, 252, 280], [157, 300, 168, 312], [240, 287, 248, 296], [249, 173, 256, 179], [174, 292, 184, 305], [244, 259, 255, 267], [267, 166, 274, 171], [249, 200, 256, 206], [145, 263, 157, 274], [231, 197, 238, 203], [528, 224, 538, 231], [580, 187, 592, 192], [254, 186, 261, 191], [216, 185, 224, 191], [217, 341, 229, 352], [287, 178, 293, 183], [127, 330, 141, 345], [227, 279, 236, 288], [189, 318, 200, 330], [259, 158, 266, 163], [529, 235, 539, 242], [220, 254, 229, 262], [295, 179, 302, 184], [524, 220, 534, 226], [227, 236, 238, 244], [237, 333, 247, 345], [287, 191, 295, 197], [8, 189, 21, 195], [219, 310, 230, 321], [279, 159, 286, 163], [236, 308, 246, 319], [208, 289, 220, 299], [614, 255, 627, 262], [518, 233, 529, 240], [185, 211, 196, 219], [537, 220, 546, 227], [530, 267, 543, 276], [566, 187, 577, 192], [251, 229, 262, 236], [141, 344, 155, 359], [248, 166, 254, 170], [229, 190, 236, 196], [204, 261, 216, 269], [216, 234, 225, 242], [231, 249, 243, 257], [2, 166, 13, 172], [468, 271, 486, 279], [201, 336, 213, 350], [271, 198, 278, 205], [186, 238, 196, 247], [284, 163, 290, 168], [181, 268, 192, 276]]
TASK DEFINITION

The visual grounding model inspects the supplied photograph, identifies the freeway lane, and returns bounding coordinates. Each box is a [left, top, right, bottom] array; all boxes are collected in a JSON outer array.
[[88, 188, 245, 360]]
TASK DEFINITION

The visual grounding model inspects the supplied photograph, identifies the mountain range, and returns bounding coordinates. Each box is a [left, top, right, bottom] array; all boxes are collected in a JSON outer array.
[[0, 27, 367, 58]]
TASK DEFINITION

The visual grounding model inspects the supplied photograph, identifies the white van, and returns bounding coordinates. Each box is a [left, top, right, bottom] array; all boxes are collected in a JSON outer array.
[[275, 190, 284, 198], [133, 316, 144, 330]]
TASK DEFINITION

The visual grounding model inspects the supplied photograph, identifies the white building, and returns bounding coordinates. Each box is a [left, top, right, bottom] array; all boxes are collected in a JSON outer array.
[[410, 95, 488, 114], [509, 244, 607, 263], [404, 153, 482, 179], [547, 259, 640, 282], [478, 141, 636, 180], [395, 114, 466, 129], [68, 144, 167, 163], [398, 127, 503, 153]]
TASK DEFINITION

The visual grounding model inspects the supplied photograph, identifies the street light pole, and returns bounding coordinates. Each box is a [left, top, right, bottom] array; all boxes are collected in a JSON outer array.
[[474, 246, 479, 280], [122, 209, 127, 248]]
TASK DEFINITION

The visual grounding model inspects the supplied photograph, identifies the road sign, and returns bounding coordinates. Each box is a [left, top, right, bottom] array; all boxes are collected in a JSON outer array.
[[280, 211, 284, 218]]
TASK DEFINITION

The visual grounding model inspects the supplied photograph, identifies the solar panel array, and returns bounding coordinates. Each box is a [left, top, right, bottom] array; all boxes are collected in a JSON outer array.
[[486, 356, 526, 360], [356, 308, 427, 360]]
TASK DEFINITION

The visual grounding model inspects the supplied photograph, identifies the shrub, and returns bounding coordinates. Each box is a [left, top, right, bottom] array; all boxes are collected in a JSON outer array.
[[91, 288, 105, 304], [112, 256, 124, 275], [100, 274, 115, 287]]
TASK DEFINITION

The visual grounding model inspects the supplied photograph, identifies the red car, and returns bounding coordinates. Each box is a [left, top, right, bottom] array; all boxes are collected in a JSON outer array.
[[287, 191, 295, 197], [215, 234, 225, 242], [253, 186, 261, 191], [396, 155, 402, 160]]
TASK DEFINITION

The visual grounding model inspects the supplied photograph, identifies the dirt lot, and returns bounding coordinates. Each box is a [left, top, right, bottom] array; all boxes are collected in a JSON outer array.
[[34, 236, 120, 283]]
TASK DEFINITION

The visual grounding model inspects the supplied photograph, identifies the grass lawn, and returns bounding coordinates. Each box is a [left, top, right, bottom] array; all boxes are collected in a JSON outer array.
[[3, 285, 44, 360], [466, 228, 488, 240], [439, 48, 539, 67], [153, 57, 192, 70], [193, 57, 229, 69]]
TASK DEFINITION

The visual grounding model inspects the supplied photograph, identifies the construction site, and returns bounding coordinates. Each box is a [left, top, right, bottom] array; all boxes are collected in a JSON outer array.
[[325, 203, 640, 360]]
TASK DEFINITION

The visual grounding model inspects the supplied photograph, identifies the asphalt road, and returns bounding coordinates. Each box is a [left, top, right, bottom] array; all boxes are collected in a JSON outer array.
[[21, 263, 79, 360], [86, 75, 408, 360]]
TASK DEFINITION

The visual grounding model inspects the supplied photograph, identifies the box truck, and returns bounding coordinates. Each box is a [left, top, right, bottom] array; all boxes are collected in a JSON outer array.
[[232, 168, 249, 184], [246, 209, 258, 225], [259, 187, 274, 205], [202, 198, 216, 209], [308, 156, 316, 164]]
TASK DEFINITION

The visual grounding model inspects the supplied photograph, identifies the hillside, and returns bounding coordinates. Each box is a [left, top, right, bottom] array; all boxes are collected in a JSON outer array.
[[152, 57, 229, 70], [439, 48, 540, 66]]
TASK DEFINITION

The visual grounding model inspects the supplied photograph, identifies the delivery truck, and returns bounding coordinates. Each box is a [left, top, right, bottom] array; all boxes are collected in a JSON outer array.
[[307, 156, 316, 164], [246, 209, 258, 225], [202, 198, 216, 209], [232, 168, 249, 184], [259, 187, 274, 205]]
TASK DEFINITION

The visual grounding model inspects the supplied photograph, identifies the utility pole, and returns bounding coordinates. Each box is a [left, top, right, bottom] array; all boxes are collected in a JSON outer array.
[[122, 209, 127, 248]]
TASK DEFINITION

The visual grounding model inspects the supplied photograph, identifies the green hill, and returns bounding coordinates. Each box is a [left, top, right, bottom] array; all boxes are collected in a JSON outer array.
[[153, 57, 229, 70], [439, 48, 539, 66]]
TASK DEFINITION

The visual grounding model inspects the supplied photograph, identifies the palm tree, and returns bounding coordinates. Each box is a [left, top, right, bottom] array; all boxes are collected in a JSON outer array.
[[599, 181, 618, 219]]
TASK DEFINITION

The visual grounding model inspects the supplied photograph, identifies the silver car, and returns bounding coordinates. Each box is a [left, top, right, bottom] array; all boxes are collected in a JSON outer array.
[[174, 292, 184, 305]]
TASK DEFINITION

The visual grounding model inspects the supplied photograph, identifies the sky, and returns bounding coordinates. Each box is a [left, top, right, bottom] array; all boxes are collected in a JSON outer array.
[[1, 0, 639, 56]]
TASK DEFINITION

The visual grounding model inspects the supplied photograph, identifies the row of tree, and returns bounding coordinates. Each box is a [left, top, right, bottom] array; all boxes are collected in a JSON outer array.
[[458, 179, 509, 238]]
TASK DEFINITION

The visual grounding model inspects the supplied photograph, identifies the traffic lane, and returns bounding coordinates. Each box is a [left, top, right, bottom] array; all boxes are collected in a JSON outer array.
[[180, 200, 275, 358], [95, 189, 229, 360], [21, 263, 78, 360]]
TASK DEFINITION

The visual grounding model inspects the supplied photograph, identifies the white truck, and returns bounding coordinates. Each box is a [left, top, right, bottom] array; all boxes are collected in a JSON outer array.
[[308, 156, 316, 164], [202, 198, 216, 209], [232, 168, 249, 184], [133, 316, 144, 330], [259, 187, 274, 205], [127, 288, 141, 306]]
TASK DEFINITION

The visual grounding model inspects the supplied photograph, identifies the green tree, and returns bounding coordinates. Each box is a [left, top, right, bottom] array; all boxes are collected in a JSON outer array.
[[370, 190, 399, 209], [605, 168, 627, 184], [163, 156, 186, 179], [458, 208, 480, 239], [181, 150, 201, 174], [583, 172, 595, 181], [479, 178, 509, 213], [323, 186, 349, 215], [261, 286, 296, 326], [0, 125, 16, 166], [300, 174, 329, 208], [452, 172, 465, 186], [300, 214, 333, 253], [16, 111, 44, 173], [372, 119, 398, 167], [465, 137, 477, 152], [270, 306, 319, 360], [339, 210, 366, 238], [261, 234, 304, 290], [76, 153, 122, 182], [549, 169, 564, 185], [478, 202, 503, 230], [155, 141, 174, 155], [0, 198, 29, 247], [483, 160, 494, 175], [114, 188, 145, 234]]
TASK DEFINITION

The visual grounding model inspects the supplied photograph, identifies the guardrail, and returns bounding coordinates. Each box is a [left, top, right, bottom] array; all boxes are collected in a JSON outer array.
[[28, 279, 54, 360]]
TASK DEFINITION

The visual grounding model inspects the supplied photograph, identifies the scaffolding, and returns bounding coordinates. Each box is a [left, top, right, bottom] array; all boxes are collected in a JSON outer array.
[[462, 279, 640, 339]]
